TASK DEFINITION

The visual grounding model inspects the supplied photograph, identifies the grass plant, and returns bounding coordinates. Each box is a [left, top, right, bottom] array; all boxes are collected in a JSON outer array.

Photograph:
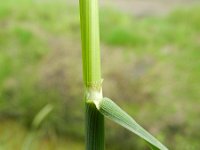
[[79, 0, 168, 149], [1, 0, 200, 149]]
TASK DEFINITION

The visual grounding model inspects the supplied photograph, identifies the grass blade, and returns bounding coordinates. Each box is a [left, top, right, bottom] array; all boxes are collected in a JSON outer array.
[[32, 104, 53, 129], [96, 97, 168, 150]]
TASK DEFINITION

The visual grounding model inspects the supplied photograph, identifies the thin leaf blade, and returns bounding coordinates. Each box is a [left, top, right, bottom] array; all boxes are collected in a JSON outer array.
[[97, 97, 168, 150]]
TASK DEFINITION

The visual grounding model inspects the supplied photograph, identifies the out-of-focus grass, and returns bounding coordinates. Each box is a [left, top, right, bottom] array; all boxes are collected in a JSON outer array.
[[0, 121, 84, 150], [0, 0, 200, 149]]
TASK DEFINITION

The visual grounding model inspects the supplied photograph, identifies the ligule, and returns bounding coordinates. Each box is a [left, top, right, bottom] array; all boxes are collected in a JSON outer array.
[[97, 97, 168, 150]]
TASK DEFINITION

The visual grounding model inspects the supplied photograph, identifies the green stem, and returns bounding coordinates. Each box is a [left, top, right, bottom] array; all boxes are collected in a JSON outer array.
[[86, 102, 104, 150], [79, 0, 101, 87], [79, 0, 104, 149]]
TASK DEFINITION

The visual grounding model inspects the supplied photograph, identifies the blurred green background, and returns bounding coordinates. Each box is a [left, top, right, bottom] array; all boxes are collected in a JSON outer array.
[[0, 0, 200, 149]]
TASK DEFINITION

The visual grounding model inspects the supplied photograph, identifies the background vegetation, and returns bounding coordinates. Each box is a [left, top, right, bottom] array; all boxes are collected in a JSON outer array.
[[0, 0, 200, 149]]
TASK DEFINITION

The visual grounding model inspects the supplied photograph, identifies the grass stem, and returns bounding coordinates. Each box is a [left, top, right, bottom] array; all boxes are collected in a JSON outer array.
[[79, 0, 105, 149]]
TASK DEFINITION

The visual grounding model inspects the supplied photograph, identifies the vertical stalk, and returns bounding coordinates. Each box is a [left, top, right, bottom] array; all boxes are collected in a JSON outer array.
[[79, 0, 104, 150]]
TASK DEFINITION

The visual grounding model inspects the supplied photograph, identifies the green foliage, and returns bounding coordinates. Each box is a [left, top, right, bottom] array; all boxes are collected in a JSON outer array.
[[97, 97, 167, 150], [0, 0, 200, 149]]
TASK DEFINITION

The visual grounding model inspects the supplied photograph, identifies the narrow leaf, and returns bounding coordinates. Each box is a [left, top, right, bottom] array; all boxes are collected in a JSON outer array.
[[32, 104, 53, 129], [97, 97, 168, 150]]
